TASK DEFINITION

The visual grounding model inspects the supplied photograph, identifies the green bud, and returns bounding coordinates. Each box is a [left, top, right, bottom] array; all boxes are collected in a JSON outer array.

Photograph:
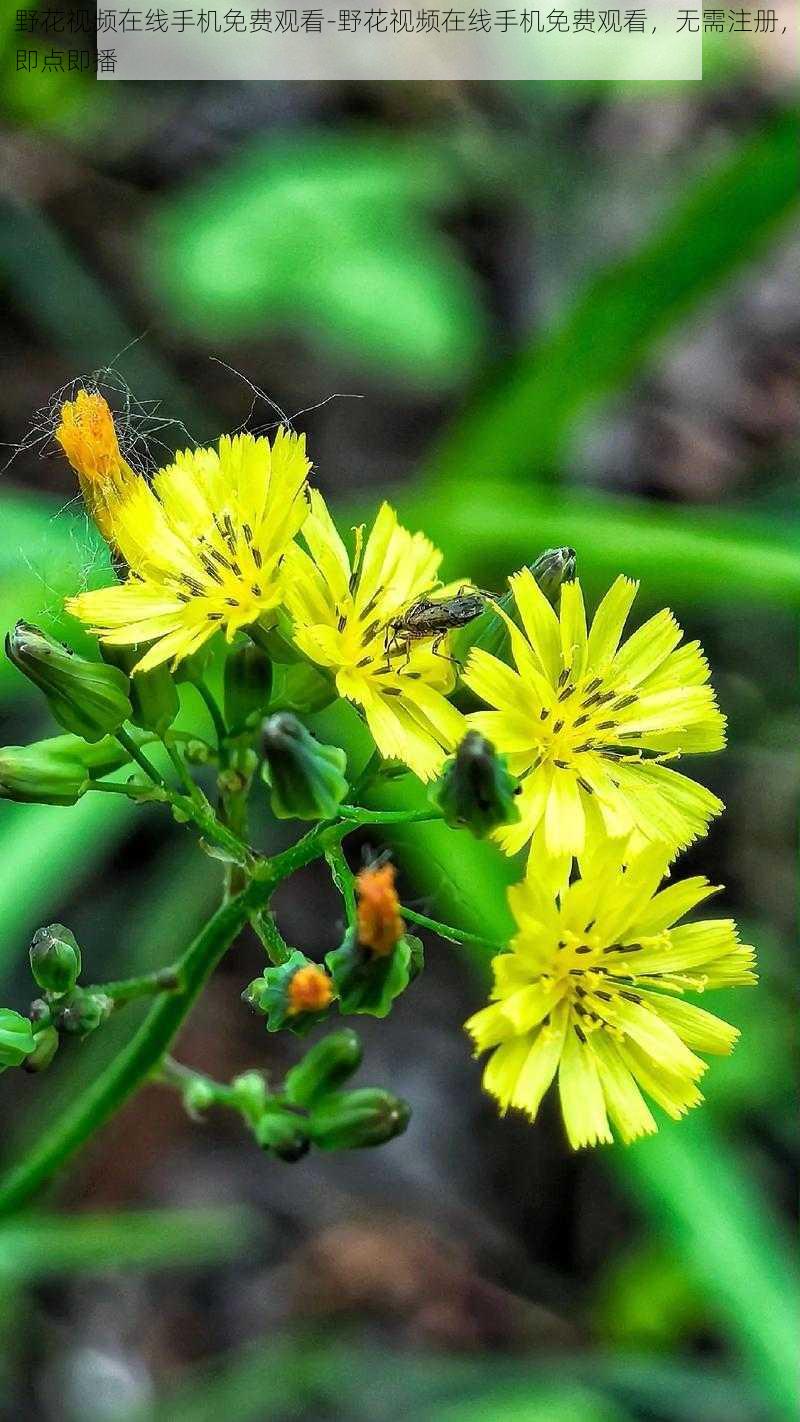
[[0, 1009, 36, 1069], [29, 923, 82, 995], [268, 662, 336, 715], [172, 645, 214, 684], [184, 739, 213, 766], [284, 1028, 363, 1108], [230, 1070, 268, 1124], [58, 990, 112, 1037], [308, 1088, 411, 1151], [431, 731, 521, 839], [102, 644, 179, 736], [182, 1078, 217, 1118], [1, 730, 139, 805], [254, 1107, 310, 1162], [456, 547, 578, 668], [224, 644, 273, 734], [244, 949, 334, 1036], [260, 713, 347, 821], [23, 1025, 60, 1073], [6, 622, 132, 742], [325, 933, 423, 1019]]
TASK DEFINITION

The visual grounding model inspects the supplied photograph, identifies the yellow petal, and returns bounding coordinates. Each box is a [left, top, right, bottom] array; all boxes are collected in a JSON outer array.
[[557, 1022, 612, 1148]]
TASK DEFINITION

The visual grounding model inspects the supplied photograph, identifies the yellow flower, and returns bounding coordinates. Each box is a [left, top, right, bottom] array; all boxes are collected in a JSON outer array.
[[283, 493, 466, 782], [466, 843, 756, 1148], [55, 391, 136, 543], [65, 428, 310, 673], [464, 570, 725, 867]]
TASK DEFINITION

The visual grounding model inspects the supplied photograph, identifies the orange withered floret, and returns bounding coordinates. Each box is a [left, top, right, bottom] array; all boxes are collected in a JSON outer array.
[[55, 391, 135, 541], [356, 863, 405, 957], [287, 964, 334, 1016]]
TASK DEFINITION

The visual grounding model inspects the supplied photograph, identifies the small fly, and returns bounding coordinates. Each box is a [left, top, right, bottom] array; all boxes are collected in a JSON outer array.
[[384, 586, 491, 670]]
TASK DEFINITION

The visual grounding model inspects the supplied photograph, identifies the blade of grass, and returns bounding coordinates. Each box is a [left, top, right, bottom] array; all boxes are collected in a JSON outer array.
[[0, 1208, 257, 1279], [427, 109, 799, 486]]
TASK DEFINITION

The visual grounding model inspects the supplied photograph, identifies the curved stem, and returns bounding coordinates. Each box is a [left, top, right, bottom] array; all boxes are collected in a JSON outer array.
[[326, 844, 356, 929], [115, 728, 168, 790], [400, 905, 505, 953], [194, 682, 228, 751]]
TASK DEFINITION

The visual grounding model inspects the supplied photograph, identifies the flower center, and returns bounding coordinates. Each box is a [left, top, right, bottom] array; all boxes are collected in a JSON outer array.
[[532, 671, 640, 768]]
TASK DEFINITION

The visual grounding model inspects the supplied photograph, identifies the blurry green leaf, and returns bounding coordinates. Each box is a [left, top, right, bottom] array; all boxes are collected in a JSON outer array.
[[0, 1208, 257, 1279], [0, 796, 134, 978], [148, 133, 486, 385], [428, 110, 799, 484], [430, 1383, 629, 1422], [593, 1243, 704, 1349]]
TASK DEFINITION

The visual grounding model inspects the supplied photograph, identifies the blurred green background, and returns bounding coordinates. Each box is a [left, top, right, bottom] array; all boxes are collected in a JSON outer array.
[[0, 14, 798, 1422]]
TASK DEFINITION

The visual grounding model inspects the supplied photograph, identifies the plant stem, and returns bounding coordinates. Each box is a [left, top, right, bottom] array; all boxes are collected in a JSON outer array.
[[325, 845, 356, 929], [164, 740, 201, 801], [115, 728, 168, 790], [250, 912, 292, 965], [336, 804, 442, 825], [194, 682, 228, 751], [83, 967, 182, 1006], [400, 905, 506, 953]]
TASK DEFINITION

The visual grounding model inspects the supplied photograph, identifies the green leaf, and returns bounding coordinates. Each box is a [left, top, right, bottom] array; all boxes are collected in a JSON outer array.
[[147, 133, 486, 385], [427, 109, 799, 485]]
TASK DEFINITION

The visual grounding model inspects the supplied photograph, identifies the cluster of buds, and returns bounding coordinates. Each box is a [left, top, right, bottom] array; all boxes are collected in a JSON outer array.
[[179, 1030, 409, 1160]]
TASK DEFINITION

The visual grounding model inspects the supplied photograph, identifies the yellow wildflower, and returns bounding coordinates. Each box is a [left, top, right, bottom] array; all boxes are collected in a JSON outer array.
[[55, 391, 136, 543], [466, 843, 755, 1148], [283, 493, 466, 782], [464, 570, 725, 867], [65, 426, 310, 673]]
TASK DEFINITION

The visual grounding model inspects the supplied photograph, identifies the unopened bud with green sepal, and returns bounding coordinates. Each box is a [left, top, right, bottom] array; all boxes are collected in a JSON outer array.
[[431, 731, 520, 839], [0, 731, 138, 806], [308, 1088, 411, 1150], [29, 923, 82, 995], [224, 644, 273, 733], [6, 622, 132, 742], [0, 1009, 36, 1070], [58, 990, 113, 1038], [284, 1028, 363, 1108], [243, 949, 335, 1036], [102, 644, 179, 736], [260, 713, 347, 820], [456, 547, 577, 666], [23, 1025, 60, 1073], [325, 932, 423, 1019], [230, 1070, 268, 1125], [255, 1106, 310, 1162]]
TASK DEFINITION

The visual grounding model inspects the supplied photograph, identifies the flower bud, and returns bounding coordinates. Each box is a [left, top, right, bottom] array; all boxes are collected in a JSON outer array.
[[58, 990, 113, 1037], [461, 548, 578, 665], [29, 923, 82, 996], [230, 1070, 268, 1124], [530, 546, 577, 607], [431, 731, 521, 839], [224, 644, 273, 734], [268, 662, 336, 716], [23, 1025, 60, 1073], [0, 731, 138, 806], [101, 644, 179, 736], [284, 1028, 363, 1108], [356, 863, 404, 957], [243, 949, 334, 1036], [308, 1088, 411, 1151], [325, 932, 423, 1019], [254, 1107, 310, 1162], [182, 1077, 217, 1118], [260, 713, 347, 820], [6, 622, 132, 742], [0, 1009, 36, 1069]]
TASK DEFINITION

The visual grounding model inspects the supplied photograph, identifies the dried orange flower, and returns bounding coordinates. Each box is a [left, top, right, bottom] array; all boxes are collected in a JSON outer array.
[[287, 964, 334, 1016], [55, 391, 135, 542], [356, 863, 405, 957]]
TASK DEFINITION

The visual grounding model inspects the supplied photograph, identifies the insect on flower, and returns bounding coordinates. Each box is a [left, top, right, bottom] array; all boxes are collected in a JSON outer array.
[[384, 586, 491, 670]]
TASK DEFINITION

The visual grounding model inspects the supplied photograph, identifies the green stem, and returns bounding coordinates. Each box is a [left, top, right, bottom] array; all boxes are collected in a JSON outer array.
[[400, 905, 506, 953], [336, 804, 442, 825], [84, 967, 182, 1006], [164, 740, 201, 801], [194, 682, 228, 751], [325, 845, 356, 929], [115, 728, 168, 790], [250, 911, 292, 965]]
